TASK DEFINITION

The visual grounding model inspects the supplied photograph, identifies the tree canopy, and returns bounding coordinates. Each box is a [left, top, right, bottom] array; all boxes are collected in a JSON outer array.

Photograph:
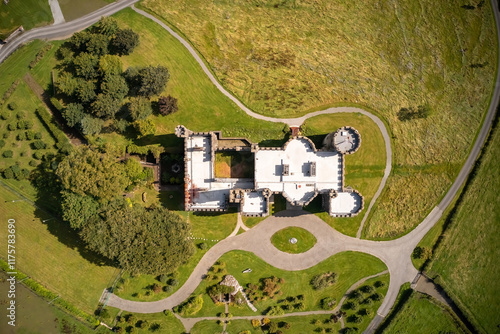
[[111, 28, 140, 56], [56, 145, 128, 201], [80, 205, 194, 274]]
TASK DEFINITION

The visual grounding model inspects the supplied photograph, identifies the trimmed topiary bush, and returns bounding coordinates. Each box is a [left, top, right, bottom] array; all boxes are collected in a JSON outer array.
[[32, 140, 47, 150], [7, 102, 17, 110], [33, 151, 44, 160], [0, 139, 5, 148], [29, 160, 38, 167]]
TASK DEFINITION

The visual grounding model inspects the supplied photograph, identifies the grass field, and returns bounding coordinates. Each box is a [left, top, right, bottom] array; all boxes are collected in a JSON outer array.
[[179, 250, 387, 318], [58, 0, 113, 22], [425, 116, 500, 333], [302, 113, 386, 236], [0, 186, 118, 314], [140, 0, 497, 239], [0, 0, 52, 39], [382, 292, 466, 334], [271, 227, 317, 254]]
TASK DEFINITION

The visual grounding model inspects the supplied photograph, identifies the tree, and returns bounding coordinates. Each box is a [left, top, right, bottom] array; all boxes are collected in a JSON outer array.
[[91, 94, 121, 119], [0, 140, 5, 149], [101, 74, 128, 101], [73, 52, 100, 80], [56, 72, 79, 96], [128, 97, 152, 121], [128, 65, 169, 97], [56, 146, 128, 201], [134, 119, 156, 137], [80, 115, 104, 135], [311, 272, 337, 290], [80, 205, 194, 274], [3, 167, 14, 179], [158, 95, 178, 115], [124, 158, 144, 183], [75, 79, 97, 104], [93, 17, 119, 37], [111, 28, 140, 56], [63, 103, 86, 127], [99, 54, 123, 76], [32, 140, 47, 150], [61, 191, 100, 229], [86, 33, 109, 56]]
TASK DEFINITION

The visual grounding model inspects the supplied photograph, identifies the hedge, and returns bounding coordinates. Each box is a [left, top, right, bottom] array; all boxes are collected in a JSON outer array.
[[127, 144, 164, 158], [35, 108, 70, 150]]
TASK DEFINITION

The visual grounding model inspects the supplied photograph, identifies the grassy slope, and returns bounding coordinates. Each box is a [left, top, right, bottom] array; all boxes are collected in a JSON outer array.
[[383, 292, 465, 334], [0, 0, 52, 39], [180, 250, 387, 317], [270, 227, 317, 254], [140, 0, 497, 239], [99, 8, 286, 151], [0, 186, 118, 314], [426, 119, 500, 333], [59, 0, 112, 22], [110, 308, 185, 334]]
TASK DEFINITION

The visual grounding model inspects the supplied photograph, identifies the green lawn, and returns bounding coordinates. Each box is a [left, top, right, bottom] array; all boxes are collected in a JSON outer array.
[[92, 8, 286, 153], [425, 115, 500, 332], [140, 0, 497, 240], [178, 250, 387, 318], [0, 0, 52, 39], [301, 113, 386, 236], [0, 186, 118, 314], [111, 308, 185, 334], [382, 292, 466, 334], [271, 227, 317, 254]]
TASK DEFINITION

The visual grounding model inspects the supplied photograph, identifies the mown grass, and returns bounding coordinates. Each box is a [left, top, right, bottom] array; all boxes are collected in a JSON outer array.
[[0, 186, 118, 314], [179, 250, 387, 317], [110, 308, 185, 334], [425, 115, 500, 333], [0, 0, 52, 39], [92, 8, 286, 152], [382, 292, 466, 334], [140, 0, 497, 239], [271, 227, 317, 254], [59, 0, 113, 22], [301, 113, 386, 236]]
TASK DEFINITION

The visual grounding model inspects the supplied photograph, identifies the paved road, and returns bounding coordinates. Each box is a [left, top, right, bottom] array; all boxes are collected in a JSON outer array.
[[0, 0, 139, 64], [1, 0, 499, 332]]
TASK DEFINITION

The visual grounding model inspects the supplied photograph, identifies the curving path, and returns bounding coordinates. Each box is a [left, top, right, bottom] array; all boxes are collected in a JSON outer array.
[[1, 1, 499, 333]]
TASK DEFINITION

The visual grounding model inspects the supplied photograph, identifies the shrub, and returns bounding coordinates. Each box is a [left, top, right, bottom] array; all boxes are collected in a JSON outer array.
[[24, 120, 33, 129], [126, 314, 137, 324], [158, 95, 178, 115], [0, 139, 5, 148], [29, 160, 38, 167], [268, 322, 278, 332], [311, 272, 337, 290], [2, 132, 9, 139], [0, 111, 8, 120], [151, 283, 162, 294], [32, 140, 47, 150], [17, 120, 25, 129], [7, 123, 16, 131], [162, 285, 173, 293], [362, 308, 373, 317], [26, 130, 35, 140], [198, 242, 208, 250], [266, 306, 285, 316], [34, 132, 42, 139], [251, 319, 261, 328], [3, 168, 14, 179], [20, 151, 26, 157], [3, 150, 13, 158], [370, 293, 383, 301], [349, 290, 363, 302], [158, 274, 169, 284], [294, 302, 305, 311], [262, 317, 271, 326], [348, 314, 362, 324], [34, 151, 44, 160], [7, 102, 17, 110], [17, 132, 26, 141], [374, 281, 385, 288], [168, 279, 179, 287], [360, 285, 375, 294], [320, 297, 336, 310]]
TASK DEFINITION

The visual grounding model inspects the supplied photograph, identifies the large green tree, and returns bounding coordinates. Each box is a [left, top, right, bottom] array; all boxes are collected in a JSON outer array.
[[61, 191, 100, 229], [62, 103, 85, 127], [56, 146, 128, 201], [128, 96, 152, 121], [80, 115, 104, 135], [101, 74, 128, 101], [91, 93, 121, 119], [80, 205, 194, 275], [127, 65, 169, 97], [111, 28, 140, 56], [73, 52, 99, 80]]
